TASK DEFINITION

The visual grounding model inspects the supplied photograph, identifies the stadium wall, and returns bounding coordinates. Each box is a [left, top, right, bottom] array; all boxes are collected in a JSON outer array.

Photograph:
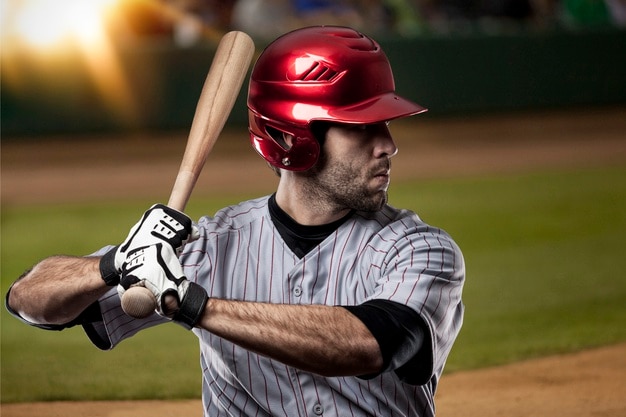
[[2, 28, 625, 136]]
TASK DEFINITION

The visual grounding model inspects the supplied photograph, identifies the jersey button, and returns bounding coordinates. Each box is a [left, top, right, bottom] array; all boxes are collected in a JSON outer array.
[[312, 403, 324, 415], [294, 286, 302, 297]]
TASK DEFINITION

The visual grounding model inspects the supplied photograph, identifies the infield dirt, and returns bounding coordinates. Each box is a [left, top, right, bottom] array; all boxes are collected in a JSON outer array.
[[2, 342, 624, 417], [2, 107, 626, 416]]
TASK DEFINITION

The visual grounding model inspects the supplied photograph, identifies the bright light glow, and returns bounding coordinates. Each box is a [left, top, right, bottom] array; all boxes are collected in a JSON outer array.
[[291, 103, 330, 121], [66, 1, 108, 45], [2, 0, 140, 126], [9, 0, 119, 49], [292, 54, 324, 77], [14, 1, 61, 47]]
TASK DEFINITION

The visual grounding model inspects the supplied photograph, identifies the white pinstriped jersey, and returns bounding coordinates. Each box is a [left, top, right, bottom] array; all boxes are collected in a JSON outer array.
[[94, 195, 464, 417]]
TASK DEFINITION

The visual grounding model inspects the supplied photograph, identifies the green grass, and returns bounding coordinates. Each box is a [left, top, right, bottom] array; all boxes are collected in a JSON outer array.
[[390, 165, 626, 371], [2, 165, 626, 401], [0, 197, 251, 402]]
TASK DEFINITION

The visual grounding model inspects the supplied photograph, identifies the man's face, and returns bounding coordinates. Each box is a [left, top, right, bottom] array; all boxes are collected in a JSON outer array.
[[302, 122, 398, 213]]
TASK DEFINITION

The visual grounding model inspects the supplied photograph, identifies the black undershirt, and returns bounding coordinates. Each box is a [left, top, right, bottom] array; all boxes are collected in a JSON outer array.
[[268, 193, 354, 258]]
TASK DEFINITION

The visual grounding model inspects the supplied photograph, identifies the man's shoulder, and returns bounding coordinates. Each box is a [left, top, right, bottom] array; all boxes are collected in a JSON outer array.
[[197, 195, 270, 230], [355, 205, 457, 243], [354, 205, 420, 227]]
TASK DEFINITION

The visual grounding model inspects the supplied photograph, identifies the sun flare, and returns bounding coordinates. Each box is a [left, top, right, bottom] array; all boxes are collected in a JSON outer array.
[[2, 0, 141, 125], [5, 0, 119, 50]]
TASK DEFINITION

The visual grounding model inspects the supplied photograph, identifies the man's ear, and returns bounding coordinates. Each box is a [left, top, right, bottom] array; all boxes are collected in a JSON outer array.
[[282, 132, 296, 149], [267, 126, 295, 150]]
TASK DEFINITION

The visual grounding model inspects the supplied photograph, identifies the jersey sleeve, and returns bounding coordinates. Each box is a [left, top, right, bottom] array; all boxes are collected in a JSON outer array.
[[82, 287, 168, 350], [364, 219, 465, 384]]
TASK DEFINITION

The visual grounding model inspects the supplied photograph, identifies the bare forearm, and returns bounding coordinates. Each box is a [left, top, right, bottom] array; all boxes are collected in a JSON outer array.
[[199, 299, 383, 377], [8, 256, 109, 325]]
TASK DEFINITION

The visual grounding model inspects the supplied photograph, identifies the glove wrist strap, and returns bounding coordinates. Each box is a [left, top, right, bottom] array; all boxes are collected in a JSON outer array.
[[99, 245, 120, 286], [174, 282, 209, 330]]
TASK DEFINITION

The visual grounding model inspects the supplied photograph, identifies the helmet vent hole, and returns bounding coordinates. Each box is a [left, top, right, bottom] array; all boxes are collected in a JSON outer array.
[[266, 126, 291, 150], [300, 62, 338, 82]]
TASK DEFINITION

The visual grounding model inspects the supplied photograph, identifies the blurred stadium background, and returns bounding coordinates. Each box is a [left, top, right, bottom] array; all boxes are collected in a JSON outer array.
[[2, 0, 625, 135]]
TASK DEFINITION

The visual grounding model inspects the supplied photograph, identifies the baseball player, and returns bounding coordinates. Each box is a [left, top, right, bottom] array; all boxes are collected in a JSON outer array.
[[7, 26, 465, 416]]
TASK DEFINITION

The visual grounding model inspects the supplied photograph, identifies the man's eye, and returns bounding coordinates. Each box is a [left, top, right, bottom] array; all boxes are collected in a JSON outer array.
[[352, 122, 388, 132]]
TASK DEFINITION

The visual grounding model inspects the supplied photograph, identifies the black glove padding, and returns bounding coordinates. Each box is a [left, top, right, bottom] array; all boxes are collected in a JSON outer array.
[[99, 204, 199, 286], [118, 243, 208, 329]]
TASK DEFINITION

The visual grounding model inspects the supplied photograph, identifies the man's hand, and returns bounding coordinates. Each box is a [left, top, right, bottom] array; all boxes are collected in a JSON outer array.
[[99, 204, 199, 286], [118, 244, 208, 329]]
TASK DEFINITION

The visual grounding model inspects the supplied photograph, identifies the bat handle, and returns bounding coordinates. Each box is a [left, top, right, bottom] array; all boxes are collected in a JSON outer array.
[[121, 286, 157, 319], [121, 286, 182, 319], [167, 170, 196, 212]]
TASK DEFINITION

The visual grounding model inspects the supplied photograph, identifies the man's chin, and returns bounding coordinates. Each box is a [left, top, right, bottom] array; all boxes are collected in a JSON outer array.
[[358, 192, 387, 213]]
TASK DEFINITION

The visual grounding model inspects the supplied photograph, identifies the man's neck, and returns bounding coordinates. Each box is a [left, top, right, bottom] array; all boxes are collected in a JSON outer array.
[[275, 180, 351, 226]]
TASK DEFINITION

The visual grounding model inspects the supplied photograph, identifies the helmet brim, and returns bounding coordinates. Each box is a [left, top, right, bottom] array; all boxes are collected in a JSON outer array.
[[324, 92, 427, 124]]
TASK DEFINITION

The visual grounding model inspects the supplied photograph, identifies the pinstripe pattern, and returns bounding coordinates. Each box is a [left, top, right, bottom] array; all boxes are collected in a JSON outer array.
[[98, 195, 464, 416]]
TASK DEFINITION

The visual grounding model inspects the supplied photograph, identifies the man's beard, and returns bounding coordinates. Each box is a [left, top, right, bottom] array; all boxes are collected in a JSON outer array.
[[301, 153, 390, 213]]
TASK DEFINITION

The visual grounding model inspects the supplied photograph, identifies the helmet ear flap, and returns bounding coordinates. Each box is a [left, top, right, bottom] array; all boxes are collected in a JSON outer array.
[[249, 114, 320, 171], [281, 135, 320, 171]]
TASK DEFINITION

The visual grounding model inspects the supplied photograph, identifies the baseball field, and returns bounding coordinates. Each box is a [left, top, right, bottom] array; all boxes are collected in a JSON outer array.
[[2, 107, 625, 416]]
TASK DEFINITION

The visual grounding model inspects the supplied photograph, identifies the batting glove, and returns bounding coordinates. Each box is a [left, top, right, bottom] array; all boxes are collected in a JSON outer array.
[[99, 204, 199, 286], [118, 243, 208, 329]]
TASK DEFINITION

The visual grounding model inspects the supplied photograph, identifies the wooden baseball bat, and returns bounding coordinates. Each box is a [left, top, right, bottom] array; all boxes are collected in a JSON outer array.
[[120, 31, 255, 319]]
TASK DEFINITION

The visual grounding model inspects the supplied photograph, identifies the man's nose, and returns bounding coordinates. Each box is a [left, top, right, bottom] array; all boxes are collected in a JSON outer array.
[[374, 125, 398, 158]]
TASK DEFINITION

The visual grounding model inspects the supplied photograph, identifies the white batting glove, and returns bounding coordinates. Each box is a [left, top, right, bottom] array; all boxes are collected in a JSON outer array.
[[118, 244, 208, 329], [99, 204, 199, 286]]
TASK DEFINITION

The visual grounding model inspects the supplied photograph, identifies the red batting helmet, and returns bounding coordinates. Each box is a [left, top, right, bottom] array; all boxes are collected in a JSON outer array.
[[247, 26, 427, 171]]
